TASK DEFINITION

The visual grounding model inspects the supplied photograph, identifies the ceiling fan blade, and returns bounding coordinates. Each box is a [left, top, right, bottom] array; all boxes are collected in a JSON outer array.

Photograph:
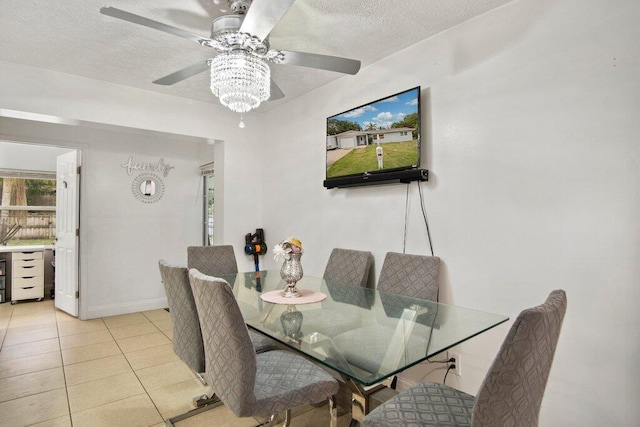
[[100, 6, 212, 45], [153, 60, 211, 85], [278, 50, 361, 75], [239, 0, 297, 41], [269, 79, 285, 100]]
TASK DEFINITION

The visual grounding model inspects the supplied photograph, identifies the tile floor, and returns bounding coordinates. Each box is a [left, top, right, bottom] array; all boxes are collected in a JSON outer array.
[[0, 299, 350, 427]]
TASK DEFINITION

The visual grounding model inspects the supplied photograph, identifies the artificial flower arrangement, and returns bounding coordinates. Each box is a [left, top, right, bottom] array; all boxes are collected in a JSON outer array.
[[273, 237, 304, 262]]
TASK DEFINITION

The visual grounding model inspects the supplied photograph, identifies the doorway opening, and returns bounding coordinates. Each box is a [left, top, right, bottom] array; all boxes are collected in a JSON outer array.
[[201, 162, 214, 245], [0, 172, 57, 246], [0, 141, 81, 316]]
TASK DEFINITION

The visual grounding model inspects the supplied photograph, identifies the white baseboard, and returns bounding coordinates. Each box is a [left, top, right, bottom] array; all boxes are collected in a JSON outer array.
[[83, 297, 168, 319]]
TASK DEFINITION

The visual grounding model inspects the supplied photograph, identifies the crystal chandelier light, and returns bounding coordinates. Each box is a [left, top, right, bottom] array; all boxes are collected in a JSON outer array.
[[210, 49, 270, 113]]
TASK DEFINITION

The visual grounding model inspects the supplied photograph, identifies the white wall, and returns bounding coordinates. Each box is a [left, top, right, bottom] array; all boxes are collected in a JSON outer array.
[[80, 130, 202, 317], [254, 0, 640, 424], [1, 0, 638, 423]]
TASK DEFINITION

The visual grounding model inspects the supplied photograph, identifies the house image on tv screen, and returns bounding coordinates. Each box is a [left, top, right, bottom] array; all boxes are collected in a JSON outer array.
[[326, 127, 414, 150]]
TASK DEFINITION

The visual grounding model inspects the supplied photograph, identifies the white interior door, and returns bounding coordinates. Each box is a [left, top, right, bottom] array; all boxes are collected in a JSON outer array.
[[55, 150, 80, 316]]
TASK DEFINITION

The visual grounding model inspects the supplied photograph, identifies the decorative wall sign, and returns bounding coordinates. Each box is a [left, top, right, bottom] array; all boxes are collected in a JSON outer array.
[[121, 156, 174, 177], [121, 156, 173, 204], [131, 172, 165, 204]]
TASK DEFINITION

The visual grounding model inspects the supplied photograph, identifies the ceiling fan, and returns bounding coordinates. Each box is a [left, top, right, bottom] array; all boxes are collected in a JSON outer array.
[[100, 0, 361, 114]]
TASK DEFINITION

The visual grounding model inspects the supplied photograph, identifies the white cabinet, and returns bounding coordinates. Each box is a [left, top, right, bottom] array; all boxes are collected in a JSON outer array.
[[11, 251, 44, 304]]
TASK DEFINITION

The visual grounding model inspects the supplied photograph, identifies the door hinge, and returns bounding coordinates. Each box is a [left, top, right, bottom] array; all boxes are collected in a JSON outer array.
[[77, 165, 81, 174], [76, 228, 80, 237], [75, 291, 79, 299]]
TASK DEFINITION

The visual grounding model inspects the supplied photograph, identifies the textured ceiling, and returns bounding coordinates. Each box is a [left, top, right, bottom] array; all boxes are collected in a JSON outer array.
[[0, 0, 514, 112]]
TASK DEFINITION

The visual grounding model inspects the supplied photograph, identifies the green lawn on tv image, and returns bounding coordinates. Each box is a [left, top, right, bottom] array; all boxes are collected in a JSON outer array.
[[327, 140, 419, 178]]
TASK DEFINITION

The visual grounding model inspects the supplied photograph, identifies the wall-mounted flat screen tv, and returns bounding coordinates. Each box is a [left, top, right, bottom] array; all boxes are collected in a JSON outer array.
[[325, 86, 421, 184]]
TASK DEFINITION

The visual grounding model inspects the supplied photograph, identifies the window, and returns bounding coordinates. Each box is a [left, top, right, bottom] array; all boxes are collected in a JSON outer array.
[[0, 171, 56, 246], [201, 163, 214, 245]]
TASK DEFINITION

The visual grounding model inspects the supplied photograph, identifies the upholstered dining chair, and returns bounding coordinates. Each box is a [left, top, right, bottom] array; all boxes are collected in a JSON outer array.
[[323, 248, 373, 288], [187, 245, 238, 276], [158, 260, 218, 425], [331, 252, 441, 374], [377, 252, 440, 301], [362, 289, 568, 427], [187, 245, 278, 352], [300, 248, 374, 338], [158, 260, 277, 425], [188, 269, 340, 427]]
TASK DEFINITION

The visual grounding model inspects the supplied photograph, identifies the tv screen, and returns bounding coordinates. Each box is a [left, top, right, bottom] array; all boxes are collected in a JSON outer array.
[[325, 86, 421, 182]]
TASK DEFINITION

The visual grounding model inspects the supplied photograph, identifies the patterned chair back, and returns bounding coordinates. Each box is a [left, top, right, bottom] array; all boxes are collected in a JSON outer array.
[[323, 248, 373, 288], [158, 260, 204, 374], [377, 252, 440, 301], [322, 248, 374, 309], [189, 269, 258, 417], [187, 245, 238, 277], [473, 289, 567, 426]]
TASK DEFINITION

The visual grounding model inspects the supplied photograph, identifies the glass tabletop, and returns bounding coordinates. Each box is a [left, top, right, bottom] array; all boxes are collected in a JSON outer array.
[[219, 270, 508, 386]]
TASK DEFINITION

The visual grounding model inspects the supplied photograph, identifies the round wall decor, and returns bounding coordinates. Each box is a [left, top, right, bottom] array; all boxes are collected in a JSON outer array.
[[131, 172, 165, 203]]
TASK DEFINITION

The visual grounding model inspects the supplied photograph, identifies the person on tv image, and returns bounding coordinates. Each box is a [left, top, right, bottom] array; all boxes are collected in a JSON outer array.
[[325, 87, 420, 180]]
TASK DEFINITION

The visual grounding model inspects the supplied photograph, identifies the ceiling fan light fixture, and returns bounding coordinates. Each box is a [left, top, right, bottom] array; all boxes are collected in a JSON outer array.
[[210, 49, 270, 113]]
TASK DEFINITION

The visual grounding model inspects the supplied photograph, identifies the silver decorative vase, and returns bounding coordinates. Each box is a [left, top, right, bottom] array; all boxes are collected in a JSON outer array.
[[280, 253, 303, 298]]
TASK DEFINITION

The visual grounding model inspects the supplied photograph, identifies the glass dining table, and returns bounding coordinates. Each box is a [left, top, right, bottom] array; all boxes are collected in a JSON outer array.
[[219, 270, 508, 424]]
